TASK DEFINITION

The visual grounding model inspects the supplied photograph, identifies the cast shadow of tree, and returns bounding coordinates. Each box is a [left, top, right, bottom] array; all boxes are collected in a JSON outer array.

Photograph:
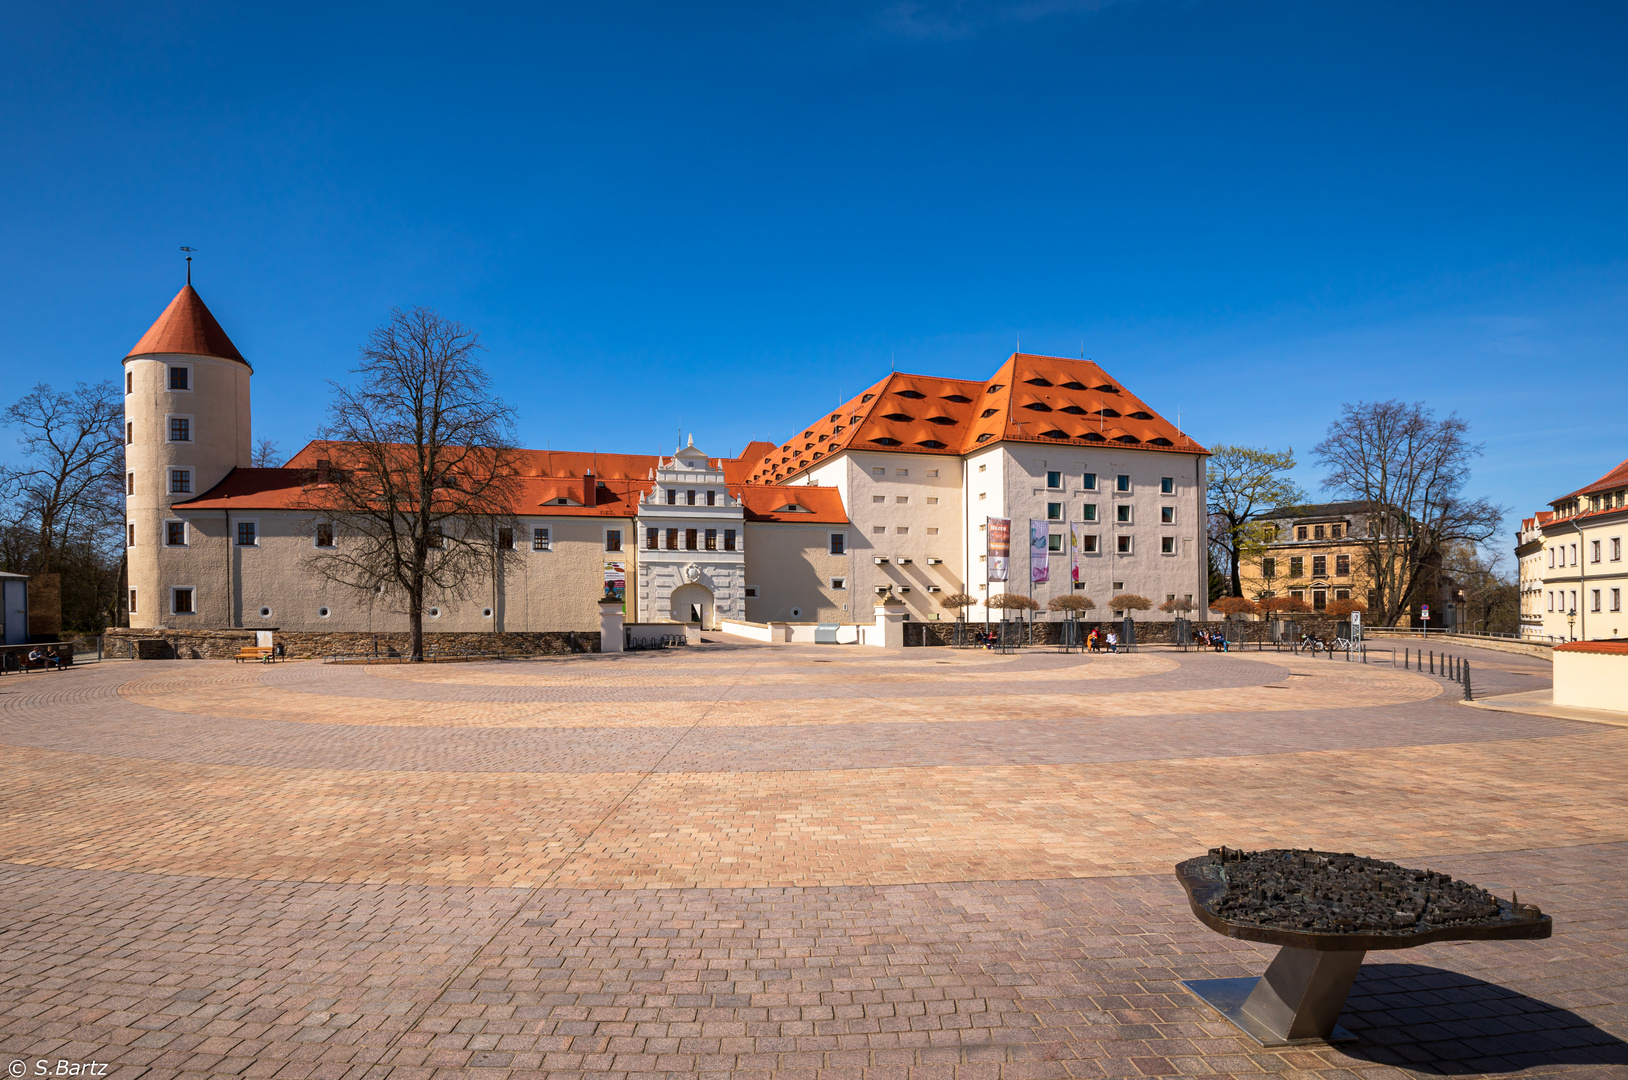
[[1336, 963, 1628, 1074]]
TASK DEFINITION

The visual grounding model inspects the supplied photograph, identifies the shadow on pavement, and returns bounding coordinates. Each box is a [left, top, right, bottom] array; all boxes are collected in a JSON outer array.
[[1337, 963, 1628, 1074]]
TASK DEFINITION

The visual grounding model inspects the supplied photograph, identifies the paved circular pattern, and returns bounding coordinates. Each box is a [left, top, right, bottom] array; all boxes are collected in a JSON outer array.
[[3, 641, 1625, 1078]]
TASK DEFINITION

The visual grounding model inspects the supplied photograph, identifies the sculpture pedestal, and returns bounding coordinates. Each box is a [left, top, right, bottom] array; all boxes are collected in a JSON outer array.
[[1182, 946, 1362, 1046]]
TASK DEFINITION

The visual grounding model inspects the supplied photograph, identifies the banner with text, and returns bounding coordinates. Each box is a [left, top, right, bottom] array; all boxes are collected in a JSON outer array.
[[603, 561, 626, 601], [1030, 519, 1049, 584], [986, 517, 1010, 582]]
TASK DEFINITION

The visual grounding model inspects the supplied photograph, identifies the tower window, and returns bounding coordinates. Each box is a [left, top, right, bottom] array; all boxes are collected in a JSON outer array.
[[125, 372, 133, 394], [127, 473, 135, 495], [126, 422, 133, 445], [168, 366, 189, 391], [168, 417, 191, 442], [127, 523, 136, 547], [165, 521, 187, 546], [236, 521, 257, 546], [128, 589, 136, 613], [170, 469, 192, 494], [171, 588, 194, 615]]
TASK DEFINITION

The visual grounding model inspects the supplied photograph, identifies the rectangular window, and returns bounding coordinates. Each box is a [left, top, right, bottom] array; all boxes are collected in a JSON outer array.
[[830, 533, 845, 555], [125, 372, 133, 394], [236, 521, 257, 546], [170, 469, 191, 494], [1592, 589, 1602, 613], [1548, 548, 1555, 568], [128, 588, 136, 613], [1116, 474, 1131, 492], [172, 587, 194, 615], [926, 527, 938, 535], [532, 527, 551, 551], [872, 495, 885, 503], [926, 497, 939, 505], [1116, 504, 1132, 523], [1613, 537, 1622, 561], [666, 528, 679, 549], [169, 417, 191, 442], [896, 496, 908, 504], [1612, 588, 1621, 612], [165, 521, 186, 546], [1080, 534, 1099, 553], [926, 470, 938, 478], [872, 525, 885, 534], [1297, 526, 1308, 540], [1159, 506, 1174, 524], [873, 467, 885, 476], [127, 522, 135, 547], [1336, 554, 1350, 576], [744, 586, 759, 597], [1330, 523, 1342, 538], [1261, 557, 1276, 577], [1336, 589, 1350, 600], [1289, 556, 1304, 577], [1548, 591, 1554, 612], [667, 489, 677, 504], [1571, 544, 1578, 565], [1045, 533, 1062, 552], [1314, 525, 1326, 540], [1312, 555, 1327, 577], [1046, 470, 1062, 489], [1082, 504, 1097, 522], [706, 490, 716, 506], [126, 421, 133, 445], [605, 529, 623, 552], [1047, 502, 1062, 520], [497, 527, 513, 550], [428, 528, 443, 549], [169, 366, 189, 390], [831, 577, 847, 589], [724, 528, 737, 551], [646, 528, 659, 550], [1592, 540, 1602, 563], [896, 526, 908, 534], [1082, 472, 1096, 491], [127, 472, 135, 495], [705, 528, 717, 551], [1161, 536, 1175, 554], [1160, 477, 1174, 494], [896, 469, 908, 476], [316, 523, 335, 547], [686, 490, 696, 505], [683, 528, 696, 551], [1116, 534, 1132, 553]]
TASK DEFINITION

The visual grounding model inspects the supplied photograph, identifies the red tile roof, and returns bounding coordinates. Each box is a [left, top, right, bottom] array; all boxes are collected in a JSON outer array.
[[739, 485, 848, 523], [1555, 640, 1628, 655], [125, 285, 247, 365], [741, 353, 1208, 484], [1555, 456, 1628, 504]]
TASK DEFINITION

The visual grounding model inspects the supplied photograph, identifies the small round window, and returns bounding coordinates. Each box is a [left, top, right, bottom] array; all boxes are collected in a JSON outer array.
[[790, 607, 802, 619], [318, 607, 331, 619], [258, 606, 272, 618], [428, 607, 442, 619], [482, 607, 493, 619]]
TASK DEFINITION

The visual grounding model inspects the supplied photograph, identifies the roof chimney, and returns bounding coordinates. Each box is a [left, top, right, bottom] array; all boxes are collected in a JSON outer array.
[[583, 469, 596, 508]]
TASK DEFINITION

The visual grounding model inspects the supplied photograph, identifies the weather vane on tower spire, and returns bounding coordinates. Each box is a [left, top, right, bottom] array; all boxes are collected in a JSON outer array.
[[179, 246, 198, 284]]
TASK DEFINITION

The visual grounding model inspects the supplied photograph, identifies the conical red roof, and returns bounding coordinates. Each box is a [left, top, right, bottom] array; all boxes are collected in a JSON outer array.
[[125, 284, 246, 364]]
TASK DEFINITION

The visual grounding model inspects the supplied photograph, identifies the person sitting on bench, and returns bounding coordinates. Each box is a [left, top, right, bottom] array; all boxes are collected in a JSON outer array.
[[44, 646, 63, 670]]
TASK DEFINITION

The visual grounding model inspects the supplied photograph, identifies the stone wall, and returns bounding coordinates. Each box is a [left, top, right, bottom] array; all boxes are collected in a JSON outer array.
[[903, 617, 1348, 647], [104, 627, 601, 660]]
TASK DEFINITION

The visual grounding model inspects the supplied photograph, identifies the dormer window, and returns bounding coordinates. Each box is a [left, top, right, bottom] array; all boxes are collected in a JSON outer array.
[[896, 389, 925, 399]]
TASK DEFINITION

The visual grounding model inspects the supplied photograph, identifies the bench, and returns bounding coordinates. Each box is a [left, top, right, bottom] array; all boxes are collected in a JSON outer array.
[[234, 647, 277, 663]]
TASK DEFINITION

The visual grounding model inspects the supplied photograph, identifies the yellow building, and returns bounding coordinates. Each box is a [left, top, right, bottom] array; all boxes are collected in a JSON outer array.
[[1237, 502, 1375, 614], [1522, 457, 1628, 641]]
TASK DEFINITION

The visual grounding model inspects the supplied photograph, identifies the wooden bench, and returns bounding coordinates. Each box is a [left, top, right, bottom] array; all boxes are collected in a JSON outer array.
[[234, 647, 276, 663]]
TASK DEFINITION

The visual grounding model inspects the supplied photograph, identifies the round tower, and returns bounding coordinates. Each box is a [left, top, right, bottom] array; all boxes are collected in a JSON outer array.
[[123, 279, 252, 628]]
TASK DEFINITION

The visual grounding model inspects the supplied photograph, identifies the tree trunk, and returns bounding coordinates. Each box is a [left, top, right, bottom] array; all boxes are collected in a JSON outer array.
[[409, 604, 424, 662]]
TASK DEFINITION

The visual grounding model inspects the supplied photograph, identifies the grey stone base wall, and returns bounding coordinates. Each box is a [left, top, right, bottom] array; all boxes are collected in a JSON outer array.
[[905, 617, 1349, 646], [103, 628, 601, 660]]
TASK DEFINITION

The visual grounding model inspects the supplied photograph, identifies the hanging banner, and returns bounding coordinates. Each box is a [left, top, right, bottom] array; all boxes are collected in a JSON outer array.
[[602, 561, 626, 601], [1070, 524, 1081, 584], [1030, 519, 1049, 584], [986, 517, 1010, 582]]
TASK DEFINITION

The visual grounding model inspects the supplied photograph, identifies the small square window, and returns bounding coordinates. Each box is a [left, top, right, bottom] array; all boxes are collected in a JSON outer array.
[[236, 522, 257, 546], [1160, 536, 1175, 554], [1159, 506, 1174, 524], [169, 366, 189, 390], [1160, 477, 1173, 494], [316, 522, 336, 547], [172, 587, 194, 615], [1116, 534, 1132, 553], [165, 521, 187, 546], [1080, 534, 1099, 552], [169, 417, 191, 442], [1082, 504, 1097, 522], [829, 533, 846, 555], [1047, 502, 1063, 520], [1116, 474, 1130, 492], [170, 469, 192, 494], [1046, 470, 1062, 489], [532, 527, 551, 551], [605, 529, 623, 552], [926, 527, 939, 535], [498, 527, 514, 550], [1082, 472, 1096, 491], [1116, 505, 1132, 523], [978, 463, 986, 472], [744, 586, 758, 598], [830, 577, 847, 589], [1047, 534, 1063, 552], [1112, 581, 1124, 591]]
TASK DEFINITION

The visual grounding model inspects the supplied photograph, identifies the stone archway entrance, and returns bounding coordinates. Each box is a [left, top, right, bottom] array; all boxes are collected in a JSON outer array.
[[669, 583, 714, 628]]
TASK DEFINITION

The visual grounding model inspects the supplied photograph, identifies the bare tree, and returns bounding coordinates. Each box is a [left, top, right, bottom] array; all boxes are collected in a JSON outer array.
[[1313, 400, 1503, 627], [1442, 541, 1519, 635], [299, 308, 520, 661], [0, 381, 124, 576], [1206, 445, 1306, 598], [251, 437, 283, 468]]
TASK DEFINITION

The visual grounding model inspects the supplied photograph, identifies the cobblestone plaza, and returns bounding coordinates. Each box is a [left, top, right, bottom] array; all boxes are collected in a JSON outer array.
[[1, 643, 1624, 1078]]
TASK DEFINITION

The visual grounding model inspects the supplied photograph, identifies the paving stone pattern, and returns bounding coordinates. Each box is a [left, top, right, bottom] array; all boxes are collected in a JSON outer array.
[[0, 641, 1623, 1078]]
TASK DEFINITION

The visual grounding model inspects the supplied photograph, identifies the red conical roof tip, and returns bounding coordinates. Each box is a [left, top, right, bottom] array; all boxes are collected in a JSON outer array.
[[125, 284, 246, 365]]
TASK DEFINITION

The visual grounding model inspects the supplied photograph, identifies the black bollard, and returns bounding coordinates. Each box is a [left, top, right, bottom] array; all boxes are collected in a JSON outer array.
[[1430, 650, 1435, 674], [1462, 661, 1473, 701]]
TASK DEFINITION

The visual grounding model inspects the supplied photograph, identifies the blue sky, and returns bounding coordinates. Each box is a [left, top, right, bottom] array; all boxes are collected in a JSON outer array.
[[4, 1, 1625, 559]]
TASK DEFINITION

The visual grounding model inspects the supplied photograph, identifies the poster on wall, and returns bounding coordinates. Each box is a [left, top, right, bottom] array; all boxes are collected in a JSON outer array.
[[1030, 519, 1049, 584], [603, 561, 626, 602], [986, 517, 1010, 582]]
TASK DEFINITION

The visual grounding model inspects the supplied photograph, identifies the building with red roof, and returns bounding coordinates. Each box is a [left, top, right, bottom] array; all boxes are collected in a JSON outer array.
[[1517, 458, 1628, 641]]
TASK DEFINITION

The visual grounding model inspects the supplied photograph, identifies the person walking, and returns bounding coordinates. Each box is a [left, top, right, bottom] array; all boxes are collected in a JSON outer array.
[[1107, 630, 1118, 654]]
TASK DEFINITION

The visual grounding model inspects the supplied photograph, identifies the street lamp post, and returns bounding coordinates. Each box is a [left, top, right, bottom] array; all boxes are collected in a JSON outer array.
[[1567, 608, 1577, 642]]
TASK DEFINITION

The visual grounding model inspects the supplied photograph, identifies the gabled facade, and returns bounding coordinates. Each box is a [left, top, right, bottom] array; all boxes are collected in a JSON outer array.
[[1519, 457, 1628, 641]]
